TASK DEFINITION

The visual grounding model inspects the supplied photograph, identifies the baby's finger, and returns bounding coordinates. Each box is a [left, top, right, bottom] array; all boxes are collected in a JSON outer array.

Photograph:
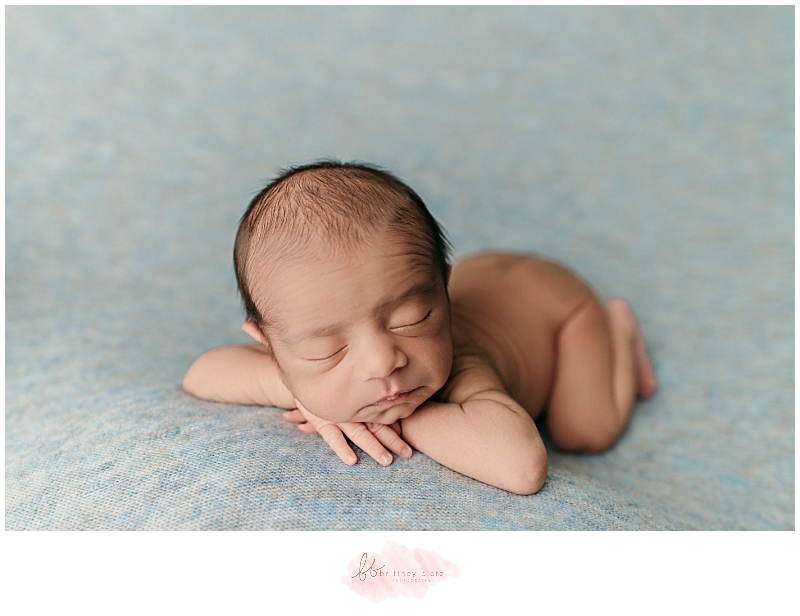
[[282, 409, 306, 423], [297, 422, 317, 434], [316, 424, 358, 466], [340, 423, 393, 467], [367, 423, 413, 459]]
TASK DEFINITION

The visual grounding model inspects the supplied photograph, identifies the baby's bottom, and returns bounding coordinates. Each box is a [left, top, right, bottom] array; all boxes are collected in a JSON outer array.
[[546, 296, 658, 453]]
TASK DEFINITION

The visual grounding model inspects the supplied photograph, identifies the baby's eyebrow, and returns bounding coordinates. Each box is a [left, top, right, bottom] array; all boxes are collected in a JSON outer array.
[[371, 279, 439, 315], [291, 322, 347, 343]]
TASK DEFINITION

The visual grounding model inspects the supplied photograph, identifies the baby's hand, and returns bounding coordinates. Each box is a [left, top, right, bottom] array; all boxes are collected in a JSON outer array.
[[282, 400, 412, 467]]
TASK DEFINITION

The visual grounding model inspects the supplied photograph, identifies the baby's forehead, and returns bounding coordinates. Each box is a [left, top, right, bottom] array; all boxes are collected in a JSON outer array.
[[255, 244, 442, 335], [262, 245, 438, 299], [254, 230, 435, 283]]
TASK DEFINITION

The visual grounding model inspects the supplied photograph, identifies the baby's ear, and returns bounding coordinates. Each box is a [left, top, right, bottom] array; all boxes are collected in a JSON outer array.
[[242, 321, 269, 347]]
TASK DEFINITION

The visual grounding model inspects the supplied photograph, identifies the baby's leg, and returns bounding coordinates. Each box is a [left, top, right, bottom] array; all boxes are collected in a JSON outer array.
[[546, 297, 657, 453]]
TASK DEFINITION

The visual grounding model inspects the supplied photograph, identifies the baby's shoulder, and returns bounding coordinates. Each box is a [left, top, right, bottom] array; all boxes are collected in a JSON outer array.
[[450, 251, 589, 296], [448, 251, 593, 333], [438, 342, 507, 405]]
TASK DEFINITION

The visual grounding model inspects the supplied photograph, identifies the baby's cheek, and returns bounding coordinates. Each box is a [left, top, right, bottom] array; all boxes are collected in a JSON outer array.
[[302, 388, 358, 423], [429, 339, 454, 387]]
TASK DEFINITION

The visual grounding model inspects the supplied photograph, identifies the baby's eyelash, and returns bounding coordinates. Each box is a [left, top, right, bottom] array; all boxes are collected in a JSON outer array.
[[306, 312, 432, 360], [307, 346, 347, 362], [392, 310, 432, 330]]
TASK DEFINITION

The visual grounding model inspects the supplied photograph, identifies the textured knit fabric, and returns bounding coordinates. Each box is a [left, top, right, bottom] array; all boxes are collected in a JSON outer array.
[[6, 6, 793, 530]]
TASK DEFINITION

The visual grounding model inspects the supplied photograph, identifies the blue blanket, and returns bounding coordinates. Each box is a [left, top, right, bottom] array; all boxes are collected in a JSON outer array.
[[6, 6, 793, 530]]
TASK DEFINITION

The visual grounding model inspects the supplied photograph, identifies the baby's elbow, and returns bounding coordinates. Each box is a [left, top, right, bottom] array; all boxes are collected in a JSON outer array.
[[505, 447, 548, 495], [512, 465, 547, 496], [182, 368, 201, 398], [182, 358, 209, 399]]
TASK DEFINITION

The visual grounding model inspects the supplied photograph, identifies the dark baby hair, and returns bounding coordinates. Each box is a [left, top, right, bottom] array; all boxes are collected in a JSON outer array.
[[234, 160, 451, 328]]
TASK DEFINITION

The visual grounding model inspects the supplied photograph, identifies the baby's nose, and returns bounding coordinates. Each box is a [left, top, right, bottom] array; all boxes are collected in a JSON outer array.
[[357, 334, 408, 380]]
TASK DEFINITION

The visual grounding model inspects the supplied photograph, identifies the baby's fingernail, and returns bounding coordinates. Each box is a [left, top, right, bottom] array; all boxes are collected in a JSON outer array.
[[401, 447, 412, 458], [346, 455, 357, 465], [381, 455, 392, 466]]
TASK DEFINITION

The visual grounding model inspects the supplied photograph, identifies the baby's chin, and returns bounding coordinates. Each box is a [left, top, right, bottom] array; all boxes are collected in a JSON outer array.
[[316, 404, 414, 425], [367, 402, 420, 425], [319, 393, 429, 425]]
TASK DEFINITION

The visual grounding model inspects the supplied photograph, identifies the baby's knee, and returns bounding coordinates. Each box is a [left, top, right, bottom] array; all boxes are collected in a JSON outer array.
[[547, 419, 620, 455]]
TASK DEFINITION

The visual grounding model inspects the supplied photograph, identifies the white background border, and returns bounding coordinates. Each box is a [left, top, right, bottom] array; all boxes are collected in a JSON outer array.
[[4, 531, 797, 614]]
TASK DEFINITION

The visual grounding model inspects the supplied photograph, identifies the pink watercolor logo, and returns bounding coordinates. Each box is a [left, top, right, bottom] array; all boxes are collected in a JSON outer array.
[[342, 540, 461, 602]]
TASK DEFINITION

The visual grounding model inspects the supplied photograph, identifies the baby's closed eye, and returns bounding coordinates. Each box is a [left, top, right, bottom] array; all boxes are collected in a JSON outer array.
[[389, 309, 432, 331], [306, 345, 347, 362]]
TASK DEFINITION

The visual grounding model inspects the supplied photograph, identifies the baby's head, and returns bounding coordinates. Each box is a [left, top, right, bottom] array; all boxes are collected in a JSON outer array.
[[234, 161, 453, 425]]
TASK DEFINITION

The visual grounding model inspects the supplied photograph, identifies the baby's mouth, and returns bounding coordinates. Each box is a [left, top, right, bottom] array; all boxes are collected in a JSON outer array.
[[366, 387, 420, 410]]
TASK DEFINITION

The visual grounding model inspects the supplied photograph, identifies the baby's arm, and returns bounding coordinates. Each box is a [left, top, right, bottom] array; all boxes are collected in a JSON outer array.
[[182, 344, 295, 408], [184, 345, 413, 466], [400, 387, 547, 495]]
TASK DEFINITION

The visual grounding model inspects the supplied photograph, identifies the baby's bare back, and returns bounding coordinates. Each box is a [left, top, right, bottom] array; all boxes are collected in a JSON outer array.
[[446, 252, 595, 418]]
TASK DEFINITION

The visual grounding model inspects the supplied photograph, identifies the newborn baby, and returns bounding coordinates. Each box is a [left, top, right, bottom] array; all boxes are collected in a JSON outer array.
[[183, 161, 657, 494]]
